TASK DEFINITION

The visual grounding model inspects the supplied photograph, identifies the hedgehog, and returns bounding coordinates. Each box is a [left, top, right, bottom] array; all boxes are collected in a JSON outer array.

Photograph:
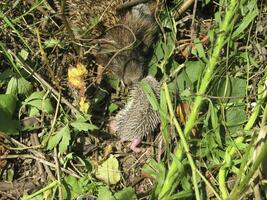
[[109, 75, 161, 152], [95, 3, 158, 85]]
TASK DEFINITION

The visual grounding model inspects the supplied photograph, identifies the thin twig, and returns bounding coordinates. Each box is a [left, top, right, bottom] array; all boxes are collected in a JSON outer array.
[[190, 0, 198, 40], [32, 133, 56, 180], [59, 0, 79, 54], [0, 154, 81, 179], [30, 134, 46, 182], [54, 148, 63, 200]]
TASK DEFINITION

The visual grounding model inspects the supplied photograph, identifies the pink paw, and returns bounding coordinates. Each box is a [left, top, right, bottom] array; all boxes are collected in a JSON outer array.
[[129, 138, 142, 153]]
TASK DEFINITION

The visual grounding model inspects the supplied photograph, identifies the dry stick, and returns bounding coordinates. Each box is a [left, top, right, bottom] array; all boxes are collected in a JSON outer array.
[[0, 181, 37, 192], [0, 131, 44, 158], [1, 132, 58, 182], [34, 30, 80, 114], [190, 0, 198, 40], [0, 154, 81, 179], [54, 148, 63, 200], [69, 160, 84, 177], [0, 132, 80, 178], [30, 134, 46, 182], [32, 144, 54, 179], [36, 28, 59, 89], [48, 88, 63, 200], [174, 0, 195, 20], [59, 0, 80, 54]]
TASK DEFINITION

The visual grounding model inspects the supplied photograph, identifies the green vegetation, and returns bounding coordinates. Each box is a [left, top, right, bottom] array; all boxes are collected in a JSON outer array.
[[0, 0, 266, 199]]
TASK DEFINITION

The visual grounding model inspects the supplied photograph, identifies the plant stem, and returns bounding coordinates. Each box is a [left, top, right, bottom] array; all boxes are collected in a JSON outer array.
[[159, 0, 239, 198], [244, 67, 267, 130], [229, 127, 267, 199], [160, 82, 201, 200], [229, 69, 267, 198], [184, 0, 238, 136], [22, 181, 58, 200]]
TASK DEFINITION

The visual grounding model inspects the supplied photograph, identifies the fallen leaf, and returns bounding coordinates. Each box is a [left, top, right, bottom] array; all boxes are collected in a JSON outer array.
[[95, 155, 121, 185]]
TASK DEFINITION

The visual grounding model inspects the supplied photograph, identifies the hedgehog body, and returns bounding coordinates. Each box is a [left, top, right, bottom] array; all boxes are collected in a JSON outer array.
[[110, 75, 160, 152]]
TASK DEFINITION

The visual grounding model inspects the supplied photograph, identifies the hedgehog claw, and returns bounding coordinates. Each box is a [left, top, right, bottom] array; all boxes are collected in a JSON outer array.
[[129, 138, 142, 153]]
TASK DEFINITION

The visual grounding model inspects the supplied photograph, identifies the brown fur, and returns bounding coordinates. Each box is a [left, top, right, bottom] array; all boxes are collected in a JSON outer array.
[[95, 3, 158, 85]]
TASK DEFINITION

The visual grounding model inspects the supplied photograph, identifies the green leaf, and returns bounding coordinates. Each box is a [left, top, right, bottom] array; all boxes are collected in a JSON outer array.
[[176, 70, 192, 92], [212, 77, 246, 103], [170, 190, 193, 199], [185, 61, 205, 83], [0, 94, 20, 135], [23, 91, 53, 114], [47, 125, 71, 153], [108, 103, 119, 113], [97, 187, 137, 200], [47, 130, 63, 150], [192, 38, 206, 60], [59, 126, 71, 153], [160, 90, 170, 144], [143, 159, 166, 196], [62, 176, 83, 199], [114, 187, 137, 200], [232, 5, 258, 39], [225, 106, 247, 127], [6, 77, 18, 95], [0, 94, 17, 116], [106, 74, 120, 90], [24, 91, 45, 102], [29, 106, 40, 117], [17, 77, 32, 95], [210, 104, 222, 147], [6, 77, 32, 95], [26, 99, 53, 114], [19, 49, 29, 60], [97, 187, 115, 200], [44, 38, 61, 48], [95, 155, 121, 185], [149, 9, 176, 73], [0, 69, 13, 81], [70, 121, 98, 131], [0, 111, 20, 135], [140, 81, 160, 111]]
